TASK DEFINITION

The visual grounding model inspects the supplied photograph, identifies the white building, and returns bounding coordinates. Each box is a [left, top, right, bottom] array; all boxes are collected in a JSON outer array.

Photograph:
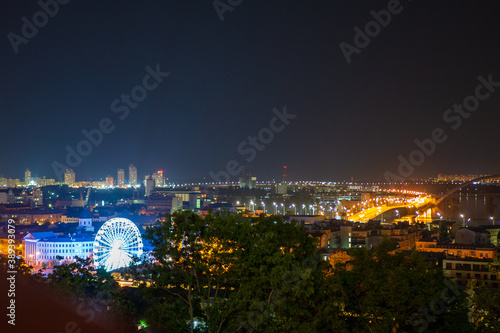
[[23, 231, 94, 268], [78, 208, 95, 232], [23, 209, 96, 268]]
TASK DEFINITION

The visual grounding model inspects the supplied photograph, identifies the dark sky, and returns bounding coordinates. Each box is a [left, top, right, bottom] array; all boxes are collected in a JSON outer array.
[[1, 0, 500, 182]]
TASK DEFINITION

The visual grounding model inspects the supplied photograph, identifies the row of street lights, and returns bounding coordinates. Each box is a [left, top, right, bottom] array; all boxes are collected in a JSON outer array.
[[240, 200, 498, 224], [243, 201, 329, 215], [459, 214, 495, 226]]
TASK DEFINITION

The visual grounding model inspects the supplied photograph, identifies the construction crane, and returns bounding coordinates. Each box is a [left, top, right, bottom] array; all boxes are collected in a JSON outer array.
[[240, 166, 253, 188], [241, 166, 252, 179]]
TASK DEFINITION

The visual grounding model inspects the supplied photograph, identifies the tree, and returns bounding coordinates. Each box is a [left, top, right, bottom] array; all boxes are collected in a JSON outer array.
[[468, 255, 500, 332], [438, 224, 452, 244], [225, 214, 326, 332], [317, 239, 472, 332], [134, 211, 327, 332], [48, 256, 136, 332], [0, 255, 34, 276], [136, 210, 231, 332]]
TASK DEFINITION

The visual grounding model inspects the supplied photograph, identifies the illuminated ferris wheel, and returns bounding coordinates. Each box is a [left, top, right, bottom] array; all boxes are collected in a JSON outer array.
[[93, 218, 143, 271]]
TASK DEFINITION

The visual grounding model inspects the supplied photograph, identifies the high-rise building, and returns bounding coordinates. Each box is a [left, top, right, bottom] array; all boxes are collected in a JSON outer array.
[[105, 176, 114, 187], [117, 169, 125, 186], [152, 170, 164, 187], [64, 169, 75, 185], [24, 168, 31, 185], [145, 176, 155, 197], [129, 164, 137, 185]]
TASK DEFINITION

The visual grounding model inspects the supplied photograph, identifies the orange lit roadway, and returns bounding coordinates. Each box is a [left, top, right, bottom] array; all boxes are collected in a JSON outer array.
[[347, 196, 434, 222]]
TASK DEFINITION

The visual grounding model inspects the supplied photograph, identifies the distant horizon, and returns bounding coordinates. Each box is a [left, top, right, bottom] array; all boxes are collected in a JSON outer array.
[[2, 170, 500, 185]]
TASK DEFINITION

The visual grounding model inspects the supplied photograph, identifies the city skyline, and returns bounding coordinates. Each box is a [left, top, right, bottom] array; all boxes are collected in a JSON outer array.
[[3, 166, 500, 185]]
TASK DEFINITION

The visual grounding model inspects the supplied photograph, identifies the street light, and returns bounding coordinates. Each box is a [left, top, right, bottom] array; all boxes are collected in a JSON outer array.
[[490, 216, 494, 225], [460, 214, 465, 227]]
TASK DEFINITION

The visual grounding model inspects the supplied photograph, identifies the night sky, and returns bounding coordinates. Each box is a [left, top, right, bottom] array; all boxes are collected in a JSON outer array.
[[1, 0, 500, 182]]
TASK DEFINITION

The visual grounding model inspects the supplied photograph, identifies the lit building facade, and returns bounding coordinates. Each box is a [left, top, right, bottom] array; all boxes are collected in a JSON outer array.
[[30, 188, 43, 207], [23, 231, 94, 268], [444, 257, 499, 288], [106, 175, 114, 187], [78, 208, 94, 232], [0, 210, 62, 225], [35, 178, 56, 186], [129, 165, 137, 185], [24, 168, 31, 185], [417, 244, 497, 259], [117, 169, 125, 186], [145, 176, 155, 197], [0, 178, 20, 187], [64, 169, 76, 185], [23, 211, 95, 267], [152, 170, 164, 187]]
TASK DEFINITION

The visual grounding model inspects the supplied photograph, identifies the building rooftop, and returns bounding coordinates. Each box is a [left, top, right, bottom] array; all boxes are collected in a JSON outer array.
[[426, 244, 497, 250], [460, 226, 490, 234], [25, 232, 57, 240], [24, 232, 94, 243], [443, 256, 496, 263], [0, 209, 63, 215]]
